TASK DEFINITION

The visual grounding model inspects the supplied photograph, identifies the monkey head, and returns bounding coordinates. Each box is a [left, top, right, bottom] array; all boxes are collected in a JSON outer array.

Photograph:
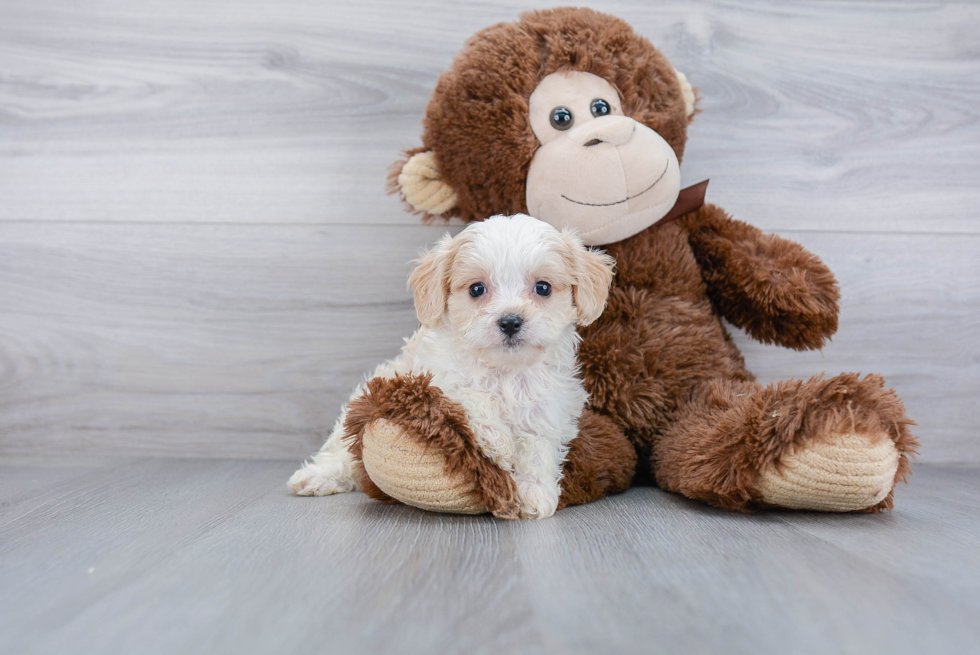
[[390, 7, 697, 246]]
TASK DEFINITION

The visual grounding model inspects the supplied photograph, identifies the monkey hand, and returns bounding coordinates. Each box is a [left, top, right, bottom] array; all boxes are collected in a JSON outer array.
[[682, 204, 841, 351]]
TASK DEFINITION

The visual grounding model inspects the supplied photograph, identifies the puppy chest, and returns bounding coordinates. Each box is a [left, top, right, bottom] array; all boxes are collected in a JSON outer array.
[[443, 369, 579, 435]]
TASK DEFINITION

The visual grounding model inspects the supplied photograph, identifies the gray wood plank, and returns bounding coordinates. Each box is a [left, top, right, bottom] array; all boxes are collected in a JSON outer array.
[[770, 466, 980, 608], [0, 0, 976, 232], [0, 465, 104, 524], [0, 461, 977, 654], [1, 225, 976, 462], [0, 223, 448, 459]]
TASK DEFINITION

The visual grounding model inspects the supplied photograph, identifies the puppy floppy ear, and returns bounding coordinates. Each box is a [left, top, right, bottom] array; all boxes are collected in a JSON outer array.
[[388, 150, 459, 217], [561, 231, 616, 326], [408, 233, 457, 328]]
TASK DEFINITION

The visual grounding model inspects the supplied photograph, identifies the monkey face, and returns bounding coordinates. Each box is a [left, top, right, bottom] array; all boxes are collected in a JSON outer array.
[[392, 9, 696, 246], [525, 71, 681, 246]]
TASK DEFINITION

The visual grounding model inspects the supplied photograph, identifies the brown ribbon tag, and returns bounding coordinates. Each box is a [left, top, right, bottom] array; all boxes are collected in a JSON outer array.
[[654, 179, 710, 228]]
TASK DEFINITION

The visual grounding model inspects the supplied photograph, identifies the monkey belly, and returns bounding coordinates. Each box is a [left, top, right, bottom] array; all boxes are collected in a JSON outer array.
[[577, 285, 752, 470]]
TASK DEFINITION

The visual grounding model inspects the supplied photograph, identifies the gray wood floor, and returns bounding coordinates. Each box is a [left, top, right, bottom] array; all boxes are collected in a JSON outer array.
[[1, 0, 978, 463], [1, 460, 978, 655]]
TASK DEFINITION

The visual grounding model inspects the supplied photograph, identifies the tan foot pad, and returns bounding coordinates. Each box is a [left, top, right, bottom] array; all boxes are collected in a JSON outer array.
[[360, 419, 488, 515], [757, 432, 899, 512]]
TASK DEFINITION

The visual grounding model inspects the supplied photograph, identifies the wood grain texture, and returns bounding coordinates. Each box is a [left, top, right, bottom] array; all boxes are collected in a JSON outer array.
[[0, 0, 978, 463], [1, 224, 976, 461], [0, 460, 978, 654], [0, 223, 449, 459], [0, 0, 977, 231]]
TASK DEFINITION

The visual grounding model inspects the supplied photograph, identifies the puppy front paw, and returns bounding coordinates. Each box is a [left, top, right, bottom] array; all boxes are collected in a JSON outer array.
[[287, 459, 357, 496], [515, 475, 560, 519]]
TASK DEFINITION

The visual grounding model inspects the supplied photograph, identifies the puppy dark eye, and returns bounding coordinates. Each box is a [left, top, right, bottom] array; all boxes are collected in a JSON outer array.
[[590, 98, 611, 117], [550, 107, 573, 131], [469, 282, 486, 298], [534, 281, 552, 297]]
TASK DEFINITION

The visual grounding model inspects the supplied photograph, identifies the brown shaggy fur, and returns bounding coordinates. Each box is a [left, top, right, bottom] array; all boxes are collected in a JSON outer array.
[[378, 7, 919, 513], [683, 207, 840, 350], [579, 206, 916, 510], [653, 373, 918, 513], [344, 375, 639, 515], [343, 374, 522, 519], [559, 411, 638, 509]]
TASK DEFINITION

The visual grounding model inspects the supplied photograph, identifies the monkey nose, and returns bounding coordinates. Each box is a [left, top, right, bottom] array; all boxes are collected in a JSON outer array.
[[569, 116, 636, 147]]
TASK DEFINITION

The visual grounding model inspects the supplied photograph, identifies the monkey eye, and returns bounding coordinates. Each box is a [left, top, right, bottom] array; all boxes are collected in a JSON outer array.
[[534, 281, 552, 297], [469, 282, 486, 298], [590, 98, 611, 117], [549, 107, 573, 131]]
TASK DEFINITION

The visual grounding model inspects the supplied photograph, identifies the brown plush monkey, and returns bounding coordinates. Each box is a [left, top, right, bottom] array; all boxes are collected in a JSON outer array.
[[345, 7, 918, 516]]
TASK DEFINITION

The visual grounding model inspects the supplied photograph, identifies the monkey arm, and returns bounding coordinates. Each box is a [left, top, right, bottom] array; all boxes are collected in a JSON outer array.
[[679, 204, 840, 351]]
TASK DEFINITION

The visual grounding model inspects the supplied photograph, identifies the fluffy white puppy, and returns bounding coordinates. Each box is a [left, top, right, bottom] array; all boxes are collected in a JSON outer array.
[[288, 214, 614, 518]]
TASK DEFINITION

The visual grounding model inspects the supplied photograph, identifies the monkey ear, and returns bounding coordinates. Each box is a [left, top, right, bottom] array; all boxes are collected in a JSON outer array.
[[673, 68, 697, 119], [392, 151, 459, 216], [561, 232, 616, 326], [407, 233, 455, 328]]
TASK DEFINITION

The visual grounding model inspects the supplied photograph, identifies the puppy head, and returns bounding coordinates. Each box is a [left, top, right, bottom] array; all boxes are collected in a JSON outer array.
[[409, 214, 615, 366]]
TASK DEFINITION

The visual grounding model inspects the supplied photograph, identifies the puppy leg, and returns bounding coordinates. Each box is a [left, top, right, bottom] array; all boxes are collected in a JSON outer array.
[[469, 421, 516, 473], [512, 435, 566, 519], [448, 389, 517, 472], [288, 332, 424, 496], [288, 409, 359, 496], [514, 475, 561, 519]]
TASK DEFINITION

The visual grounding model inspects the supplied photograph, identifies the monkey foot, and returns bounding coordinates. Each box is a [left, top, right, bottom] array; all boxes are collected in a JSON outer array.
[[756, 431, 900, 512], [360, 419, 488, 514], [343, 374, 523, 519]]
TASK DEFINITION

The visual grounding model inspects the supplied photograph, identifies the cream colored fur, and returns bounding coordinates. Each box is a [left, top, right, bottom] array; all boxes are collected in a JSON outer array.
[[398, 150, 458, 215], [360, 419, 487, 514], [674, 69, 696, 118], [525, 71, 682, 246], [289, 215, 614, 519]]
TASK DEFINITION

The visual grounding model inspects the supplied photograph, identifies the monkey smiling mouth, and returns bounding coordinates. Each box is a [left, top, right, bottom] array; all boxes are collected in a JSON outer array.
[[561, 160, 670, 207]]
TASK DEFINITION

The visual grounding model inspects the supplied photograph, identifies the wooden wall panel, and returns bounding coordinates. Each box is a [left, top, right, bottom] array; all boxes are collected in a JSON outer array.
[[0, 0, 977, 462], [1, 0, 977, 231], [1, 224, 975, 462]]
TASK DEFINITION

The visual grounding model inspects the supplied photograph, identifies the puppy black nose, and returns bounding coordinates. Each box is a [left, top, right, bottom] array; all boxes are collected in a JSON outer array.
[[498, 314, 523, 336]]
